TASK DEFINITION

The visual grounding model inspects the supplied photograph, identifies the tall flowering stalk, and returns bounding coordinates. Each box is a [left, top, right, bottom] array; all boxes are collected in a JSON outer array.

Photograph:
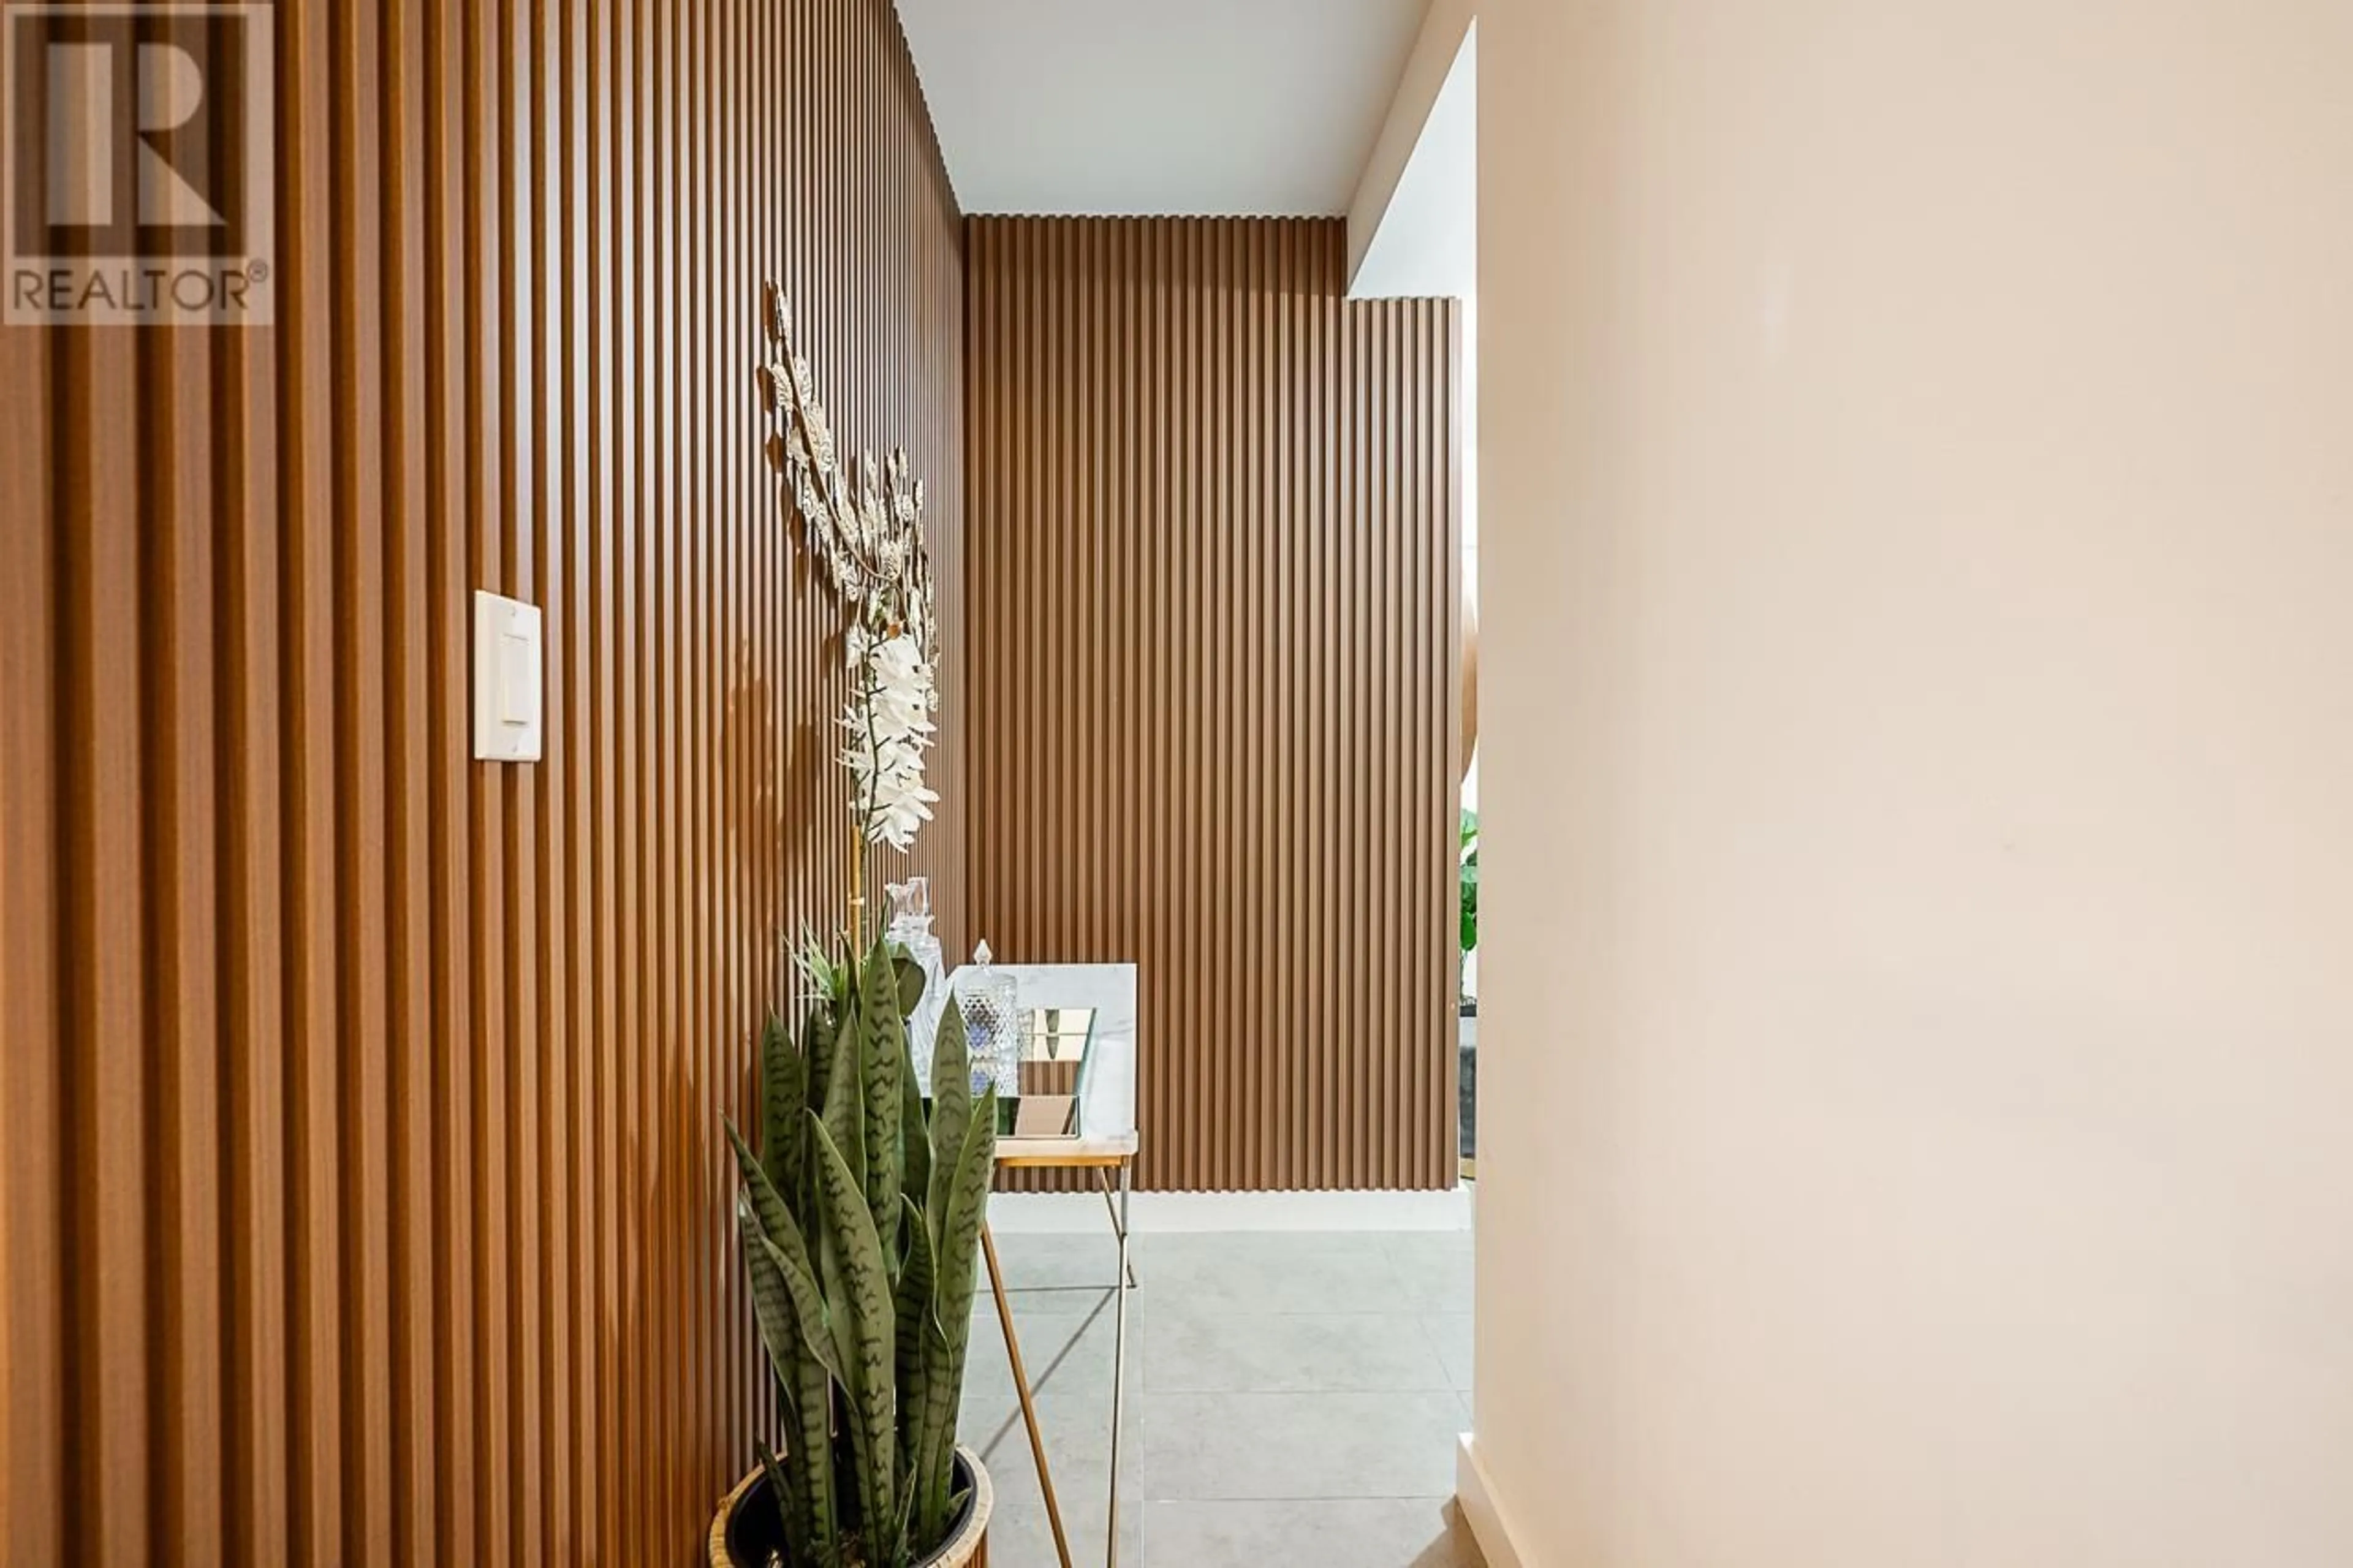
[[759, 286, 945, 935]]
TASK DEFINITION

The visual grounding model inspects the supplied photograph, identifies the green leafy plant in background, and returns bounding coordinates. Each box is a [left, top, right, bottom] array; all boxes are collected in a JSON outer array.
[[1460, 808, 1480, 959], [725, 936, 999, 1566]]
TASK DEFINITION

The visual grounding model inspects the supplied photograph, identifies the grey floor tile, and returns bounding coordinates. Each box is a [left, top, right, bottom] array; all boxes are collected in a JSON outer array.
[[965, 1385, 1139, 1490], [1377, 1228, 1475, 1258], [1138, 1390, 1465, 1501], [964, 1363, 1149, 1531], [1143, 1498, 1485, 1568], [1419, 1313, 1474, 1393], [1376, 1233, 1475, 1314], [1144, 1309, 1450, 1395], [968, 1287, 1131, 1402], [967, 1381, 1146, 1567], [1128, 1233, 1407, 1315], [982, 1230, 1134, 1298], [976, 1288, 1133, 1340], [986, 1499, 1142, 1568], [959, 1225, 1477, 1557]]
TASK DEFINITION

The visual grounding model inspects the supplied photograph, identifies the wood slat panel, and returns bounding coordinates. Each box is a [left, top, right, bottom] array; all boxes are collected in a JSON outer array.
[[963, 217, 1461, 1194], [0, 1, 963, 1561]]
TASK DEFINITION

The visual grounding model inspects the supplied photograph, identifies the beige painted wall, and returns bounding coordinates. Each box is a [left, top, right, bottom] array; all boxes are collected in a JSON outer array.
[[1472, 2, 2353, 1564]]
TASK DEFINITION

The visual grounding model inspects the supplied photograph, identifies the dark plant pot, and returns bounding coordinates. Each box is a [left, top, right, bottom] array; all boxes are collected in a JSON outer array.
[[710, 1447, 991, 1568], [1458, 1015, 1478, 1163]]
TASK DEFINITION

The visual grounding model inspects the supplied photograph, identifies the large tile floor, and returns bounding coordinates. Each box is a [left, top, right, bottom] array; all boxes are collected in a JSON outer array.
[[962, 1227, 1482, 1568]]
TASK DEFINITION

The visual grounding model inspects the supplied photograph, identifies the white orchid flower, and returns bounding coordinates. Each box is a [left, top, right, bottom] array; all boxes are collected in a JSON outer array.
[[840, 628, 940, 851]]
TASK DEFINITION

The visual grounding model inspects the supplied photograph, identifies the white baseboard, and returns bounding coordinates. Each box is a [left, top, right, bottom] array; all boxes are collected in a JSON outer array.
[[1456, 1433, 1530, 1568], [983, 1185, 1473, 1233]]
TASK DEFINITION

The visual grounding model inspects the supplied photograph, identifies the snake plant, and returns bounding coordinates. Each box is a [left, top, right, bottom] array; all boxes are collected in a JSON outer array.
[[727, 936, 999, 1566]]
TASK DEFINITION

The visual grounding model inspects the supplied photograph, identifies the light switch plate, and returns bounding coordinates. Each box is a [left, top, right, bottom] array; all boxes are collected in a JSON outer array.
[[472, 589, 544, 762]]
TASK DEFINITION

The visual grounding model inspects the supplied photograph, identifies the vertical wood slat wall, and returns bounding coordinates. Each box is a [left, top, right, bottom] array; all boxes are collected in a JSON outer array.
[[0, 1, 963, 1562], [964, 216, 1461, 1194]]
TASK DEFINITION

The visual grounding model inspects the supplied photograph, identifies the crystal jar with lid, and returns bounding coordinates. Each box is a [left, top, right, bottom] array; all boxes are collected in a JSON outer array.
[[953, 939, 1020, 1132]]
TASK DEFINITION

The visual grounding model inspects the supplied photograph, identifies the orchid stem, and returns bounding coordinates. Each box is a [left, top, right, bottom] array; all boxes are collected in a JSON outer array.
[[852, 609, 882, 945]]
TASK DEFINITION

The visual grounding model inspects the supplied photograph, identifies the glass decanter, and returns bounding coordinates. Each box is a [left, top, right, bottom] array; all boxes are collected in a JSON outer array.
[[885, 876, 946, 1080]]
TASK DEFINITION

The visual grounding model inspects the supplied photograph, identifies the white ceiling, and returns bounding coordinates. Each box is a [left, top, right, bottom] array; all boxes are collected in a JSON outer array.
[[894, 0, 1431, 216]]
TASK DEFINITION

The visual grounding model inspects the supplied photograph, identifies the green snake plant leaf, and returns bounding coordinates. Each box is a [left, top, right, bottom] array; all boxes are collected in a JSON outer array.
[[925, 1000, 972, 1251], [758, 1012, 807, 1199], [897, 1037, 931, 1245], [738, 1194, 839, 1553], [820, 985, 866, 1208], [737, 1190, 803, 1375], [726, 1118, 829, 1331], [912, 1314, 958, 1547], [803, 1001, 839, 1151], [858, 937, 906, 1261], [735, 1172, 842, 1391], [893, 1472, 922, 1568], [892, 944, 926, 1021], [730, 1126, 845, 1548], [754, 1437, 809, 1568], [726, 1116, 786, 1249], [892, 1193, 937, 1483], [915, 1086, 996, 1540], [752, 1221, 847, 1472], [808, 1109, 898, 1551], [931, 1089, 998, 1347]]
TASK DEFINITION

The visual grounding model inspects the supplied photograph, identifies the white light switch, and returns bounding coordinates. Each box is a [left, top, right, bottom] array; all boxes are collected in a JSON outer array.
[[499, 624, 534, 721], [472, 589, 544, 762]]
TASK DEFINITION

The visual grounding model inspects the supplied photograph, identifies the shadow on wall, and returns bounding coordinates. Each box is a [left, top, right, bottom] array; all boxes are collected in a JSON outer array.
[[726, 652, 784, 922]]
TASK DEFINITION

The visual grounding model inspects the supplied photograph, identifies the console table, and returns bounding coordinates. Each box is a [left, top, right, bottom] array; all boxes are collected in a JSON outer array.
[[947, 961, 1137, 1568]]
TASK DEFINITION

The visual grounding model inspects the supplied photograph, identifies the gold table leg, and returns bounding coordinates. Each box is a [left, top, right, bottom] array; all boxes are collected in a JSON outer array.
[[1094, 1167, 1139, 1289], [1106, 1160, 1132, 1568], [983, 1221, 1075, 1568]]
